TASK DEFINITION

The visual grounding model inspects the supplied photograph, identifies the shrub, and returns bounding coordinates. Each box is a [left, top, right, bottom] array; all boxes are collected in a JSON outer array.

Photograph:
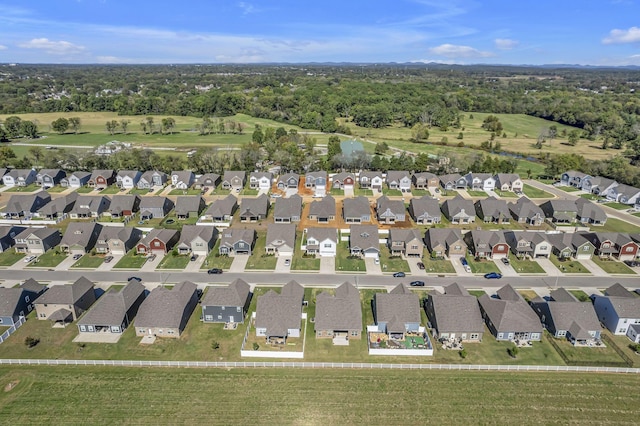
[[457, 132, 464, 140], [457, 142, 464, 147], [629, 343, 640, 353], [459, 349, 467, 359], [211, 340, 220, 350], [252, 342, 260, 351], [25, 336, 40, 348], [507, 345, 519, 358]]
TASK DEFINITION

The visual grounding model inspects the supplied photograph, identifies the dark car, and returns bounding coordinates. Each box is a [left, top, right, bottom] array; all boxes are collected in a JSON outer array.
[[410, 280, 425, 287], [501, 257, 510, 265], [624, 260, 640, 267], [460, 258, 469, 266], [128, 276, 142, 282], [417, 262, 425, 270], [207, 268, 223, 274], [484, 272, 502, 279], [190, 254, 198, 261], [393, 272, 406, 278], [104, 256, 114, 263]]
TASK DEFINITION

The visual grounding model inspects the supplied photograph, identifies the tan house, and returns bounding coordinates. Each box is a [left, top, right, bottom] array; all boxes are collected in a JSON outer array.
[[425, 228, 466, 258], [34, 276, 96, 324], [388, 228, 424, 257], [135, 281, 199, 338], [315, 282, 362, 344]]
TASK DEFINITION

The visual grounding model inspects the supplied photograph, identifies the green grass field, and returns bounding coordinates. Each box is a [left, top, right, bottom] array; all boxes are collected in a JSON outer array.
[[508, 256, 546, 274], [522, 183, 553, 199], [597, 217, 640, 233], [0, 249, 25, 267], [591, 257, 637, 275], [245, 233, 277, 270], [25, 250, 66, 268], [378, 246, 410, 273], [157, 252, 190, 270], [335, 242, 365, 272], [200, 241, 234, 271], [465, 256, 500, 274], [550, 254, 590, 274], [70, 254, 104, 269], [112, 250, 147, 269], [420, 256, 455, 274]]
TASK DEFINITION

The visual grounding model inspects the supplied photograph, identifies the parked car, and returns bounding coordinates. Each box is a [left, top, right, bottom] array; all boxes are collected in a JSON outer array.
[[417, 262, 425, 270], [374, 257, 380, 265], [410, 280, 425, 287], [284, 258, 291, 266], [460, 258, 468, 266], [501, 257, 510, 265], [24, 255, 36, 263], [434, 188, 440, 193], [104, 256, 114, 263], [147, 254, 156, 261], [393, 272, 406, 278], [127, 276, 142, 282], [207, 268, 223, 274], [73, 254, 82, 260], [484, 272, 502, 279], [190, 254, 198, 261], [624, 260, 640, 267]]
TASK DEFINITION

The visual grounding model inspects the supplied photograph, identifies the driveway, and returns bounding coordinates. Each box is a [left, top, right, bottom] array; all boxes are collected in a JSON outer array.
[[493, 259, 519, 277], [275, 256, 292, 273], [228, 255, 249, 273], [364, 257, 382, 275], [450, 256, 471, 275], [184, 255, 206, 272], [319, 257, 335, 273], [140, 255, 162, 272], [407, 258, 427, 276], [536, 257, 562, 276], [8, 258, 30, 270], [344, 186, 354, 198], [55, 255, 78, 271], [579, 259, 609, 277], [285, 188, 298, 198], [96, 254, 123, 271]]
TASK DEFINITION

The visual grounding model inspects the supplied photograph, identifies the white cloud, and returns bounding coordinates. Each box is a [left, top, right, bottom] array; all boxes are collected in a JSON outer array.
[[428, 43, 493, 58], [237, 2, 258, 15], [603, 26, 640, 44], [0, 45, 7, 50], [495, 38, 518, 50], [18, 38, 85, 55]]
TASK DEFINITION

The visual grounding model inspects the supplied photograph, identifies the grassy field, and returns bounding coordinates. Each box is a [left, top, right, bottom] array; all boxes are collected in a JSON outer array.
[[522, 183, 553, 199], [25, 250, 66, 268], [157, 252, 190, 270], [0, 249, 25, 267], [245, 233, 277, 270], [378, 246, 410, 273], [70, 254, 104, 269], [603, 202, 632, 210], [200, 241, 234, 271], [1, 367, 639, 424], [597, 217, 640, 233], [569, 289, 591, 302], [420, 256, 455, 274], [508, 256, 546, 274], [550, 254, 591, 274], [112, 250, 147, 269], [335, 242, 365, 272], [465, 256, 500, 274], [4, 184, 40, 193], [591, 257, 637, 275]]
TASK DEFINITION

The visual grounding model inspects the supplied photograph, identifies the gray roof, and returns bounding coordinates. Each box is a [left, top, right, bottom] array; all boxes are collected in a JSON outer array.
[[349, 224, 379, 251], [239, 194, 269, 217], [586, 176, 616, 190], [108, 194, 138, 213], [250, 171, 273, 181], [376, 195, 405, 217], [220, 227, 255, 248], [428, 283, 484, 334], [201, 278, 251, 308], [60, 222, 102, 248], [386, 170, 410, 184], [343, 196, 371, 219], [205, 194, 237, 218], [469, 229, 507, 251], [38, 192, 78, 216], [277, 172, 299, 185], [495, 173, 521, 186], [222, 171, 246, 184], [139, 196, 173, 211], [90, 169, 114, 180], [375, 284, 421, 330], [97, 226, 140, 245], [410, 196, 441, 218], [413, 172, 438, 182], [273, 194, 302, 219], [116, 170, 141, 179], [389, 228, 423, 245], [305, 227, 338, 249], [614, 183, 640, 199], [509, 197, 544, 219], [140, 170, 166, 183], [0, 288, 26, 317], [541, 288, 601, 336], [255, 281, 303, 337], [195, 173, 220, 186], [175, 196, 204, 216], [3, 192, 51, 214], [563, 170, 589, 179], [171, 170, 195, 185], [21, 278, 45, 295], [332, 171, 355, 183], [360, 171, 383, 181], [139, 228, 178, 246], [37, 168, 64, 177], [265, 223, 296, 249], [15, 226, 59, 241], [135, 281, 197, 329], [178, 225, 216, 246], [605, 283, 636, 298], [78, 280, 146, 327], [69, 171, 91, 180], [476, 196, 510, 219], [72, 195, 110, 214], [6, 169, 34, 179], [478, 284, 542, 334], [542, 199, 578, 215], [315, 282, 362, 332], [306, 171, 327, 181], [442, 195, 475, 217], [426, 228, 464, 250], [309, 195, 336, 218], [439, 173, 463, 185], [35, 276, 94, 305]]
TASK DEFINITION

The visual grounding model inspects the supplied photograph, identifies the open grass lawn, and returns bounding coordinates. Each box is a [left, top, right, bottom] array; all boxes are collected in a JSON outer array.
[[468, 290, 486, 297], [549, 334, 628, 365], [466, 190, 488, 197], [70, 254, 104, 269], [522, 183, 553, 199], [410, 188, 428, 196], [245, 233, 277, 270], [168, 188, 202, 196], [75, 186, 96, 194], [569, 290, 591, 302], [580, 193, 601, 201], [354, 187, 374, 197], [421, 256, 455, 274], [45, 185, 68, 193], [509, 256, 546, 274], [101, 185, 122, 195], [382, 188, 403, 197], [591, 257, 637, 274], [335, 242, 365, 272], [494, 190, 518, 198], [378, 246, 410, 273], [465, 256, 499, 274], [157, 252, 190, 270], [129, 187, 160, 195], [200, 241, 234, 271], [518, 289, 539, 303], [603, 202, 632, 210], [597, 217, 640, 233], [5, 184, 41, 193], [291, 241, 320, 271], [559, 186, 581, 192], [112, 250, 147, 269], [550, 253, 590, 274], [329, 188, 344, 196], [25, 250, 66, 268], [633, 212, 640, 218], [1, 367, 639, 425], [0, 248, 25, 267]]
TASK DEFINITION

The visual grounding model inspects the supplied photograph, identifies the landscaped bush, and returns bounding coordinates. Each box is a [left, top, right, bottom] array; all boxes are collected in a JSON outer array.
[[211, 340, 220, 350], [252, 342, 260, 351], [24, 336, 40, 348], [507, 345, 519, 358], [459, 349, 467, 359]]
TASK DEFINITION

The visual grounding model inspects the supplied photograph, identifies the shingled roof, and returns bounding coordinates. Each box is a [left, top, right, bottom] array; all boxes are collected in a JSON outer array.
[[135, 281, 197, 329], [202, 278, 251, 308], [255, 281, 304, 337], [315, 282, 362, 332], [428, 283, 484, 335], [35, 276, 95, 305], [78, 280, 146, 327], [478, 284, 542, 334], [374, 284, 421, 330]]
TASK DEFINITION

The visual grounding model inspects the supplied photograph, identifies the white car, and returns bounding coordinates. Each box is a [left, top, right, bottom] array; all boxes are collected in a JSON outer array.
[[24, 255, 36, 263], [374, 257, 380, 265]]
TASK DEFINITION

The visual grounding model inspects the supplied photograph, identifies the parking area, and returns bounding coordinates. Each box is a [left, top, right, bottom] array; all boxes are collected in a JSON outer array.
[[275, 256, 292, 272], [55, 255, 79, 271], [320, 257, 335, 273], [228, 255, 250, 272], [140, 254, 162, 272], [96, 254, 123, 271], [493, 259, 518, 277], [364, 257, 382, 275]]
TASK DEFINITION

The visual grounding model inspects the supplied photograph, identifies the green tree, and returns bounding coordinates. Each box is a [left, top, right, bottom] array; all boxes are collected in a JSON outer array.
[[410, 123, 429, 142], [567, 129, 580, 146], [106, 120, 119, 135], [327, 136, 342, 161], [481, 115, 503, 133], [51, 117, 69, 134], [161, 117, 176, 135], [28, 146, 44, 167], [4, 116, 22, 138], [145, 116, 155, 135], [120, 119, 130, 134], [252, 125, 264, 144], [0, 146, 17, 167], [69, 117, 81, 134], [21, 121, 38, 138], [374, 141, 389, 155]]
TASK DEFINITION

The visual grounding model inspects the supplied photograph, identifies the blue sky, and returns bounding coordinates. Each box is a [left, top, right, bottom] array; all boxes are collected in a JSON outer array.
[[1, 0, 640, 65]]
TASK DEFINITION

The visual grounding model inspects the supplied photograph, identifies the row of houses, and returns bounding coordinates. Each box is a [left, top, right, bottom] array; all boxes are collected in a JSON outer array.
[[561, 171, 640, 208]]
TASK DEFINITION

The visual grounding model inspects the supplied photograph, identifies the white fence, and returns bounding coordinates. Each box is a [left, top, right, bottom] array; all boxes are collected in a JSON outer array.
[[0, 317, 26, 345], [0, 358, 639, 374]]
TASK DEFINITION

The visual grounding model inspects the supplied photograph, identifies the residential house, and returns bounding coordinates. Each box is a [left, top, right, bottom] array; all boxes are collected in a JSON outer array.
[[372, 283, 421, 339], [386, 171, 411, 192], [331, 172, 356, 190], [495, 173, 523, 192], [115, 170, 142, 189], [221, 171, 246, 191], [592, 283, 640, 337], [315, 282, 362, 343], [249, 172, 273, 190], [504, 231, 552, 258], [0, 280, 45, 325], [1, 192, 51, 219], [37, 193, 77, 219], [465, 173, 496, 191], [175, 196, 206, 220], [94, 226, 143, 255], [273, 194, 302, 223], [304, 227, 338, 257], [61, 171, 91, 188], [509, 197, 545, 226], [465, 230, 509, 260], [547, 232, 595, 260], [540, 200, 578, 224], [349, 224, 379, 257], [14, 227, 61, 254], [575, 198, 607, 225], [194, 173, 220, 190], [606, 184, 640, 205], [88, 169, 116, 189], [0, 225, 25, 252], [108, 195, 140, 218], [441, 195, 476, 224], [308, 195, 336, 223], [376, 196, 406, 224], [202, 194, 237, 222], [135, 280, 199, 338], [424, 228, 466, 258], [560, 170, 591, 187], [359, 171, 384, 191], [77, 280, 146, 335], [137, 170, 167, 189], [439, 173, 467, 190], [60, 222, 103, 255], [2, 169, 37, 187], [475, 196, 511, 224], [34, 276, 96, 323], [255, 280, 304, 343], [581, 176, 617, 196], [139, 196, 174, 220], [585, 232, 639, 261], [0, 168, 7, 181], [201, 278, 252, 324], [176, 225, 217, 256], [412, 172, 439, 190], [265, 223, 296, 256], [409, 196, 441, 225], [425, 282, 484, 342], [343, 196, 371, 223], [305, 171, 327, 197], [136, 229, 179, 255], [478, 284, 543, 342], [531, 288, 601, 345], [219, 228, 255, 256], [36, 169, 66, 189], [171, 170, 195, 189], [276, 172, 300, 191], [69, 195, 110, 219], [388, 228, 424, 257], [239, 194, 269, 222]]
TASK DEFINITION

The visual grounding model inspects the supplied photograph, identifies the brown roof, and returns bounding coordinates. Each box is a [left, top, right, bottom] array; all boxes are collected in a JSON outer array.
[[255, 281, 303, 337], [428, 283, 484, 334], [478, 284, 542, 334], [315, 282, 362, 332], [135, 281, 197, 329], [35, 276, 95, 305], [375, 284, 421, 327]]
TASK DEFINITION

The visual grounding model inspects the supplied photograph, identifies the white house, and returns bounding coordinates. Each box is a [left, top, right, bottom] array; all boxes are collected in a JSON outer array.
[[495, 174, 523, 192], [116, 170, 142, 190], [465, 173, 496, 192], [249, 172, 273, 191], [592, 284, 640, 338], [304, 228, 338, 257], [2, 169, 37, 187]]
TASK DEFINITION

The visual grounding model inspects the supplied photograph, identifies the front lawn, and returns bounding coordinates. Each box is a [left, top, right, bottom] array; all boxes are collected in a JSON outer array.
[[26, 249, 66, 268], [465, 256, 500, 274], [354, 187, 374, 197], [559, 186, 580, 193], [169, 188, 202, 196], [101, 185, 122, 195], [580, 193, 600, 201], [522, 184, 553, 199], [382, 188, 403, 197], [335, 242, 365, 272], [466, 190, 488, 197], [75, 186, 96, 194], [591, 257, 637, 275], [379, 246, 410, 273], [467, 290, 486, 297], [410, 189, 429, 197], [291, 240, 320, 271], [549, 253, 590, 274], [129, 187, 160, 195], [568, 289, 591, 301], [330, 188, 344, 196], [0, 248, 25, 266], [5, 184, 41, 193], [113, 250, 147, 269], [157, 252, 190, 270], [509, 256, 545, 274], [71, 254, 105, 269], [200, 241, 234, 270], [495, 190, 518, 198], [421, 256, 455, 274], [597, 218, 640, 233], [245, 233, 277, 270], [46, 185, 68, 193], [602, 202, 631, 210]]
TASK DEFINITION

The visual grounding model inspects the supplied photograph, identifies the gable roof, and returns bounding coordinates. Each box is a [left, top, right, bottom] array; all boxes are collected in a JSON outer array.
[[140, 170, 167, 183], [386, 170, 410, 183], [375, 284, 421, 328], [205, 194, 237, 218], [239, 194, 269, 216], [202, 278, 251, 307], [277, 172, 299, 185], [349, 224, 379, 251], [222, 171, 246, 184], [428, 282, 484, 334], [343, 196, 370, 218], [575, 198, 607, 222], [195, 173, 220, 186], [78, 280, 146, 326], [36, 192, 77, 216], [171, 170, 194, 184], [495, 173, 521, 185], [116, 170, 141, 179], [72, 195, 110, 213], [97, 226, 140, 244], [389, 228, 423, 245], [410, 195, 441, 218], [509, 197, 544, 219], [478, 284, 542, 333], [139, 196, 173, 211], [265, 223, 296, 248], [469, 229, 507, 250], [15, 226, 59, 241], [273, 194, 302, 219], [476, 196, 510, 218], [220, 227, 255, 247], [309, 195, 336, 218], [108, 194, 139, 213], [376, 195, 405, 216], [255, 281, 303, 337], [426, 228, 464, 249], [60, 222, 102, 247], [178, 225, 216, 246], [135, 281, 197, 329], [139, 228, 178, 246], [315, 282, 362, 332], [175, 196, 204, 216], [443, 194, 475, 217], [35, 276, 94, 305], [3, 192, 51, 214], [306, 227, 338, 246], [90, 169, 114, 181]]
